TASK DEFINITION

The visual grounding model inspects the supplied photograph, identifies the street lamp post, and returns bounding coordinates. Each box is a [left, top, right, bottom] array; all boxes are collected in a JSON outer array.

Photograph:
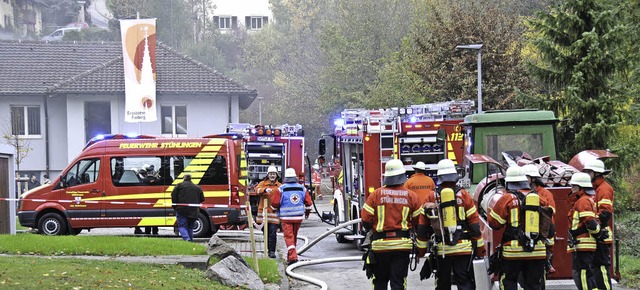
[[257, 96, 264, 124], [455, 43, 483, 113]]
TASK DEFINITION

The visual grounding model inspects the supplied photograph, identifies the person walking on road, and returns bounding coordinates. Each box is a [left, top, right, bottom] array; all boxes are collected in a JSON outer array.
[[404, 161, 435, 204], [255, 166, 282, 258], [271, 168, 312, 265], [361, 159, 425, 290], [422, 159, 484, 290], [583, 159, 614, 290], [171, 173, 205, 242]]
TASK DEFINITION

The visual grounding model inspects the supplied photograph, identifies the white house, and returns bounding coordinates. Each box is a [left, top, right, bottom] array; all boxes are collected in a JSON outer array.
[[211, 0, 273, 31], [0, 40, 257, 185]]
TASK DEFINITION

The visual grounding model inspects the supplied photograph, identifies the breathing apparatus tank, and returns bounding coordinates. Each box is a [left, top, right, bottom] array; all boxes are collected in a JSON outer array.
[[524, 192, 540, 241], [440, 188, 457, 243]]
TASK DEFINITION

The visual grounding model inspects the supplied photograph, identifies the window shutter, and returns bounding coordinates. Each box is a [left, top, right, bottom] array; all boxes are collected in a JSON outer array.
[[245, 16, 250, 29], [263, 16, 268, 26], [232, 16, 237, 28], [213, 16, 219, 28]]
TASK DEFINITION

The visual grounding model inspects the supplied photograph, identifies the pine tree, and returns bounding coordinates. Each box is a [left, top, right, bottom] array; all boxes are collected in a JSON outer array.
[[526, 0, 630, 157]]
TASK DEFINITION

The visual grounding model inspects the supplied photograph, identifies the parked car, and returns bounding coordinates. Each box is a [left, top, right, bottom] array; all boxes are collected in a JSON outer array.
[[42, 27, 81, 42]]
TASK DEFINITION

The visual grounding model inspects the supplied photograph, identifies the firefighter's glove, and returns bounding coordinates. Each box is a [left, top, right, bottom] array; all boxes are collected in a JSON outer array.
[[304, 209, 311, 219], [599, 210, 611, 226], [593, 229, 609, 242], [419, 258, 433, 280], [362, 249, 376, 279], [487, 246, 503, 275]]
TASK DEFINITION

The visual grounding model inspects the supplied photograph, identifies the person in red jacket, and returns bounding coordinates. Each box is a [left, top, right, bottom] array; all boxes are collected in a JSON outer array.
[[361, 159, 425, 290], [255, 166, 282, 258], [404, 161, 435, 205], [422, 159, 484, 290], [487, 166, 547, 290], [582, 159, 614, 290], [567, 172, 603, 290], [270, 168, 312, 265]]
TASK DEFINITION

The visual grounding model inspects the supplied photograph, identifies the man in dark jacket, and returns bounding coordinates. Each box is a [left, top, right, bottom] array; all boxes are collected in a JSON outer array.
[[171, 173, 205, 241]]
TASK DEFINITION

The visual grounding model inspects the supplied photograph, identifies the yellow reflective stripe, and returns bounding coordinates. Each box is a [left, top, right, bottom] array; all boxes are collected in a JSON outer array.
[[475, 238, 484, 247], [197, 152, 218, 158], [502, 240, 547, 259], [458, 207, 466, 221], [598, 199, 613, 206], [154, 199, 171, 207], [186, 165, 210, 171], [363, 204, 375, 215], [571, 212, 580, 230], [371, 238, 413, 251], [437, 240, 473, 255], [376, 205, 385, 232], [579, 211, 596, 218], [510, 208, 519, 227], [189, 159, 213, 165], [416, 239, 428, 249], [500, 273, 506, 290], [581, 269, 588, 289], [466, 206, 476, 217], [490, 210, 506, 225], [588, 224, 600, 234], [401, 207, 409, 230], [138, 216, 175, 226], [601, 265, 611, 290], [411, 207, 424, 218]]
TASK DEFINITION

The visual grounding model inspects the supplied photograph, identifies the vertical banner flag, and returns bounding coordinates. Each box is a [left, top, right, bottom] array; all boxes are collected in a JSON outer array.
[[120, 18, 157, 122]]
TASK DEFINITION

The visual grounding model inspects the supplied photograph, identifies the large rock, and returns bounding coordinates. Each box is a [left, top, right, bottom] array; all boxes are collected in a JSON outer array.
[[205, 256, 264, 290], [206, 235, 249, 267]]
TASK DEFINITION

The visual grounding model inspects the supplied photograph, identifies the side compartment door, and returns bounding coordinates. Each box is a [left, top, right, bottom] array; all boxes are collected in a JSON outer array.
[[57, 157, 105, 229]]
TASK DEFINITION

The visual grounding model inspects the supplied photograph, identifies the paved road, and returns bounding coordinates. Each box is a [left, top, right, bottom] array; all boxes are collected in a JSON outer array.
[[87, 0, 111, 29]]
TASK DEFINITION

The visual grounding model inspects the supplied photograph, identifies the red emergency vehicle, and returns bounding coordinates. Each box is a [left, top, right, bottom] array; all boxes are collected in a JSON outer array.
[[320, 100, 474, 248], [18, 134, 248, 237], [227, 123, 307, 216]]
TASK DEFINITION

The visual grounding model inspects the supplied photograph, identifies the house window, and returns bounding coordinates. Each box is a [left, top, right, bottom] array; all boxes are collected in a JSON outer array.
[[10, 106, 41, 137], [219, 16, 231, 29], [245, 16, 268, 30], [161, 105, 187, 136]]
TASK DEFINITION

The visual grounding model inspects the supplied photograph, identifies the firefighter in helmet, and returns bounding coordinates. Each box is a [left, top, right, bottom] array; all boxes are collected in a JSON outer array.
[[270, 168, 312, 265], [567, 172, 604, 290], [523, 163, 557, 277], [361, 159, 425, 290], [582, 159, 614, 290], [255, 166, 282, 258], [487, 166, 547, 290], [404, 161, 436, 204], [421, 158, 484, 290]]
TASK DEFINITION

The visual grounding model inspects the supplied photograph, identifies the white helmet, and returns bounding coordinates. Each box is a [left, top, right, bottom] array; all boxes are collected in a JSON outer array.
[[383, 159, 407, 186], [570, 172, 593, 188], [383, 159, 406, 177], [267, 166, 278, 174], [583, 159, 609, 174], [412, 161, 428, 171], [312, 164, 320, 170], [522, 164, 541, 178], [504, 166, 527, 183], [436, 159, 457, 176], [285, 168, 297, 178]]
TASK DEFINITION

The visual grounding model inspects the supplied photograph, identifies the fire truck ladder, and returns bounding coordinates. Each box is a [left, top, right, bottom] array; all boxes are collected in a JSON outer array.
[[378, 118, 397, 181]]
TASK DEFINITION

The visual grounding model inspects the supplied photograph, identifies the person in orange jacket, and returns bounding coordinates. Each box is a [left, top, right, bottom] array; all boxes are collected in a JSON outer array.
[[421, 159, 484, 290], [567, 172, 603, 290], [523, 163, 557, 278], [582, 159, 614, 290], [487, 166, 547, 290], [270, 168, 312, 265], [255, 166, 282, 258], [312, 164, 322, 200], [361, 159, 425, 290], [404, 161, 436, 205]]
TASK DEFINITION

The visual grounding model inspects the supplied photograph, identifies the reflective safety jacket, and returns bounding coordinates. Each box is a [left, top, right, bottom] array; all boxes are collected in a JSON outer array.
[[594, 177, 614, 245], [404, 172, 435, 205], [423, 186, 483, 256], [271, 182, 312, 223], [255, 179, 282, 225], [361, 184, 424, 253], [487, 190, 547, 260], [567, 191, 599, 252]]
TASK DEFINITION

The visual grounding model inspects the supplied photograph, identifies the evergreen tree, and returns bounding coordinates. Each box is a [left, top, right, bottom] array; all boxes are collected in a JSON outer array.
[[526, 0, 630, 157]]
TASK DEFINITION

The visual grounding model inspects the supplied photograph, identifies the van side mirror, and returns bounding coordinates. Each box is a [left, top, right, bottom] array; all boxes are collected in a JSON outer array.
[[318, 139, 326, 156], [436, 129, 447, 143]]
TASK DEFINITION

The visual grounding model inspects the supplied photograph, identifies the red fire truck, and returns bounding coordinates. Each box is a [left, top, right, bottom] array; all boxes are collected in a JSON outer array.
[[227, 123, 307, 216], [319, 100, 474, 248]]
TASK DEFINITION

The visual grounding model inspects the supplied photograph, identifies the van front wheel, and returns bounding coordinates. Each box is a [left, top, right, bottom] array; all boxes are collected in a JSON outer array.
[[38, 213, 68, 236], [192, 212, 211, 238]]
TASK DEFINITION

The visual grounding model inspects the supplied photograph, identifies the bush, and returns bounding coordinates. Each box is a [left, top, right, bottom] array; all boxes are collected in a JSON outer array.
[[610, 125, 640, 212], [616, 212, 640, 257]]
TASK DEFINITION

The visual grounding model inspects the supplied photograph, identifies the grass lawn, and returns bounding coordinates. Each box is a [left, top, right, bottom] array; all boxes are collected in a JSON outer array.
[[0, 233, 281, 286]]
